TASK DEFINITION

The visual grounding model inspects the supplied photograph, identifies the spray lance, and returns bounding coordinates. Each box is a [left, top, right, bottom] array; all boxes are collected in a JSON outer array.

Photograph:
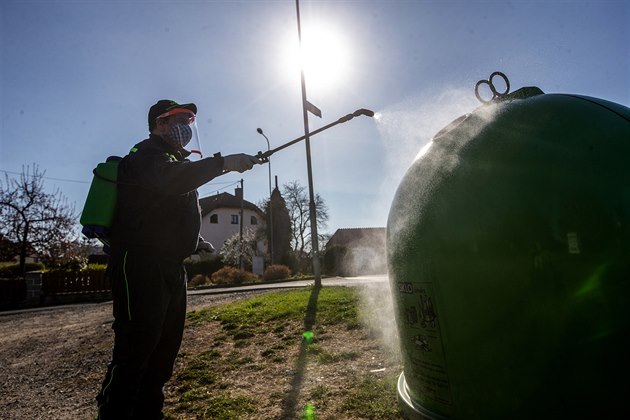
[[254, 108, 375, 161], [79, 108, 374, 252]]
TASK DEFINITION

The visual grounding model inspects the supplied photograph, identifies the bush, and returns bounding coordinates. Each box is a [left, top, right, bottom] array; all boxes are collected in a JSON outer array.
[[47, 257, 87, 272], [188, 274, 211, 288], [262, 264, 291, 281], [184, 254, 224, 278], [211, 266, 257, 285], [87, 263, 107, 271], [0, 262, 46, 278], [45, 264, 107, 275]]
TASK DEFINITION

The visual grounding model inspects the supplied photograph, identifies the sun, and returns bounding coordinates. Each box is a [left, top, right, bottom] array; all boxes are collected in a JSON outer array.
[[282, 22, 350, 92]]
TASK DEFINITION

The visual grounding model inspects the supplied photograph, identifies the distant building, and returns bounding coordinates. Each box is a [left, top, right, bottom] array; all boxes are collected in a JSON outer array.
[[199, 188, 266, 254], [325, 227, 386, 276]]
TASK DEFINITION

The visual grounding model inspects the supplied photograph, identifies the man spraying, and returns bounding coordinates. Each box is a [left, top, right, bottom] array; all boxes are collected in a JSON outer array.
[[96, 100, 260, 419]]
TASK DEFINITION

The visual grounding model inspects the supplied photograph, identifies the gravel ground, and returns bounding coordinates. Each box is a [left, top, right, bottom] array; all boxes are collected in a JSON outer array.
[[0, 291, 271, 420]]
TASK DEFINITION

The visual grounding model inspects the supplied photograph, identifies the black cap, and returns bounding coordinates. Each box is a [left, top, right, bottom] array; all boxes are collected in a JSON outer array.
[[148, 100, 197, 131]]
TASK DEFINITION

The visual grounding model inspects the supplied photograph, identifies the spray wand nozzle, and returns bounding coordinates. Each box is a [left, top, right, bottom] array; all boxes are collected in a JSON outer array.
[[336, 108, 375, 124], [255, 107, 375, 162]]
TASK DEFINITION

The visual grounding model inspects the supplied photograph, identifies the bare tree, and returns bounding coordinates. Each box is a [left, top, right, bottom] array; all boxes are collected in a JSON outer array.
[[0, 164, 76, 275], [282, 180, 329, 256]]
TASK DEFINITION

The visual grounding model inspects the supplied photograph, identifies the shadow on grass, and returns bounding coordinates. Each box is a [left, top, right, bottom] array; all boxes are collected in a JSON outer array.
[[281, 283, 321, 419]]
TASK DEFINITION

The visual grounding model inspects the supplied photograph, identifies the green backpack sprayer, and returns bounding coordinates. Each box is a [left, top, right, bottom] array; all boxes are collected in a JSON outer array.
[[79, 156, 122, 250]]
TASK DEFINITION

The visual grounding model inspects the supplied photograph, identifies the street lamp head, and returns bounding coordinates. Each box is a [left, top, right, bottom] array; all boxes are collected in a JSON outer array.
[[256, 127, 271, 147]]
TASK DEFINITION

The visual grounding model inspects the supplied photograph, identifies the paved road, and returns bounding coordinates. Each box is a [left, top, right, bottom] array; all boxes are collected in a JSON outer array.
[[188, 274, 390, 296], [1, 275, 390, 316]]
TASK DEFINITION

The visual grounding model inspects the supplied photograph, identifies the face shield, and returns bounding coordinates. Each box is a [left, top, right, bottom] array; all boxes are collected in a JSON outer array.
[[156, 108, 203, 159]]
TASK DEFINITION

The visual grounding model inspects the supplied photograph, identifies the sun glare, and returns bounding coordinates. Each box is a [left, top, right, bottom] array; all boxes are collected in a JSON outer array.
[[282, 23, 350, 92]]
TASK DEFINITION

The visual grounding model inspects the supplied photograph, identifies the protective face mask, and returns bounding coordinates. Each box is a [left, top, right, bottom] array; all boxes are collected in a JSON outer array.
[[168, 123, 193, 148]]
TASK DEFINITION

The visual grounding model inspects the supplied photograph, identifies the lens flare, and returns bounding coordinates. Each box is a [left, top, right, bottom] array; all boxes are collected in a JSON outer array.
[[281, 23, 351, 92]]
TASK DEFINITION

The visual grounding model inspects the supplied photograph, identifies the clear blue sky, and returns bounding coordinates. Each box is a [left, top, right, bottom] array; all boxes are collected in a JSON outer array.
[[1, 0, 628, 237]]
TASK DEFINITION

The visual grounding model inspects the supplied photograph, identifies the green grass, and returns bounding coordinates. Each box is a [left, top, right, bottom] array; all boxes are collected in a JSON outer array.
[[187, 286, 360, 338], [176, 350, 220, 386], [306, 345, 361, 364], [169, 286, 402, 419], [167, 393, 256, 419], [340, 374, 401, 419]]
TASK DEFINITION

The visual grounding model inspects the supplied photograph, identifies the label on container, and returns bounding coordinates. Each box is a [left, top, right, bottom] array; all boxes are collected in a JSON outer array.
[[567, 232, 580, 254], [399, 281, 452, 406]]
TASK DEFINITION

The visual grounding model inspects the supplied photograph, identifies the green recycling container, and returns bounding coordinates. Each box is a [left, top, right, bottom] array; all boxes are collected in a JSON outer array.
[[387, 87, 630, 419], [80, 158, 119, 231]]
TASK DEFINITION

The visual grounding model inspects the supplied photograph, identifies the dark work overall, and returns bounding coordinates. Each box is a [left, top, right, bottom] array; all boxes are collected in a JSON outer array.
[[96, 248, 186, 419], [95, 135, 225, 418]]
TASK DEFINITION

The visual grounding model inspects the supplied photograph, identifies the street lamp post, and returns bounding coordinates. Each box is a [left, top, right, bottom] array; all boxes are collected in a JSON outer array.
[[295, 0, 321, 287], [256, 128, 274, 265]]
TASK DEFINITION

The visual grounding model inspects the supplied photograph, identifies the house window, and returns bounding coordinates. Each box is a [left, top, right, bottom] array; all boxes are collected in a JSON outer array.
[[210, 214, 218, 224], [231, 215, 239, 224], [250, 216, 257, 225]]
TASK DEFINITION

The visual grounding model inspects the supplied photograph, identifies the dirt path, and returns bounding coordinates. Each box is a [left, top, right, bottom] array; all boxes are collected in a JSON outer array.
[[0, 292, 270, 420]]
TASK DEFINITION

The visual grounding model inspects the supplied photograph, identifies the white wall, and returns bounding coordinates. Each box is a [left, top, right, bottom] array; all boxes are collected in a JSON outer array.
[[200, 207, 265, 252]]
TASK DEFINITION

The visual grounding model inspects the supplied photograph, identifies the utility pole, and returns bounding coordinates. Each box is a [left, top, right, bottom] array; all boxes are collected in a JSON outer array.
[[239, 178, 244, 270], [295, 0, 322, 287]]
